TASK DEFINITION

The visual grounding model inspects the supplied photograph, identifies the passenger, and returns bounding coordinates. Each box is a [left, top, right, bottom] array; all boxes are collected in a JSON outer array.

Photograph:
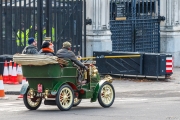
[[40, 41, 55, 56], [56, 41, 88, 70], [22, 37, 38, 54], [38, 37, 51, 54]]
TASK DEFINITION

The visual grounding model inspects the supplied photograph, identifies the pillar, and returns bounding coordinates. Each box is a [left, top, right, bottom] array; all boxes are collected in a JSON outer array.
[[160, 0, 180, 67], [83, 0, 112, 57]]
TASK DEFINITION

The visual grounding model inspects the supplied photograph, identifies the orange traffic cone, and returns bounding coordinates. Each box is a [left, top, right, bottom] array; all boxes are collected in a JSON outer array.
[[11, 62, 19, 84], [3, 60, 9, 84], [18, 77, 27, 98], [17, 64, 23, 84], [7, 60, 13, 84], [0, 75, 5, 98]]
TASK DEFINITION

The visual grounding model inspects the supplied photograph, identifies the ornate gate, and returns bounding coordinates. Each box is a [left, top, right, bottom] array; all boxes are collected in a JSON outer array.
[[0, 0, 86, 55], [110, 0, 164, 53]]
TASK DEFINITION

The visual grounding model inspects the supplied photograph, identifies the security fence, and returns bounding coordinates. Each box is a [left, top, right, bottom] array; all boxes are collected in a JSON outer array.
[[110, 0, 164, 53], [0, 0, 86, 56]]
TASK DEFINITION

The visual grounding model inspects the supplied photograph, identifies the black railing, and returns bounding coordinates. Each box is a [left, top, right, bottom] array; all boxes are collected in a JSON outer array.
[[0, 0, 86, 56]]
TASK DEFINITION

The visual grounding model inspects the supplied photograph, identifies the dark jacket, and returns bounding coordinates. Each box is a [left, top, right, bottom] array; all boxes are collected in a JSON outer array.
[[40, 51, 55, 56], [56, 48, 85, 68], [22, 45, 38, 54]]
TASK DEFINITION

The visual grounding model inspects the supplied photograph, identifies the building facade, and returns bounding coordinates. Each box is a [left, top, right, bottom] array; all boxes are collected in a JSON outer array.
[[160, 0, 180, 67], [86, 0, 180, 67]]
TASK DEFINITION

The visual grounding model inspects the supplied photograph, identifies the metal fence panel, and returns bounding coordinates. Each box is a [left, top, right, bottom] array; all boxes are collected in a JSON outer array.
[[0, 0, 85, 56], [135, 19, 160, 52], [110, 0, 160, 53], [110, 20, 134, 51]]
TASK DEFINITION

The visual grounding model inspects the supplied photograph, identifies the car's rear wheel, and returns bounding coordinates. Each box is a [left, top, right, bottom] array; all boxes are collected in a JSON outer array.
[[23, 89, 42, 110], [73, 98, 82, 107], [98, 82, 115, 108], [56, 84, 74, 111]]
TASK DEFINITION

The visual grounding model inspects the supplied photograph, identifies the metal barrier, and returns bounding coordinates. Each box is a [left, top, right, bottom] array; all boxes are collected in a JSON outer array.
[[93, 51, 143, 75], [0, 55, 13, 75], [93, 51, 173, 77]]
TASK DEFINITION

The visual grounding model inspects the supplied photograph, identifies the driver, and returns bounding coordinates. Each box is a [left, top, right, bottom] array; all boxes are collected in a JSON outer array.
[[56, 41, 88, 70], [56, 41, 88, 84]]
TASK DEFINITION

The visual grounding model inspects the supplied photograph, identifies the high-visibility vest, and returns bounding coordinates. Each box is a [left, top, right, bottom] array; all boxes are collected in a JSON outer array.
[[52, 27, 55, 42], [42, 28, 55, 42], [34, 30, 46, 40], [42, 29, 46, 40], [32, 28, 55, 41], [26, 27, 55, 42], [16, 29, 30, 46]]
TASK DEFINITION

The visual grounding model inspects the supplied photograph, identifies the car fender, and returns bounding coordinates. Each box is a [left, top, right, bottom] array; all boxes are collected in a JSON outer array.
[[91, 80, 107, 102], [51, 81, 76, 95], [20, 83, 29, 95]]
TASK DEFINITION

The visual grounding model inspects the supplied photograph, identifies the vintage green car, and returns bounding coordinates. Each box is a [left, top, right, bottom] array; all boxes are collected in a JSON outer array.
[[15, 55, 115, 111]]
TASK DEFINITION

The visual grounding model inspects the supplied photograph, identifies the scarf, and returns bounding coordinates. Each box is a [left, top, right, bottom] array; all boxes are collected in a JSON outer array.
[[42, 48, 54, 53]]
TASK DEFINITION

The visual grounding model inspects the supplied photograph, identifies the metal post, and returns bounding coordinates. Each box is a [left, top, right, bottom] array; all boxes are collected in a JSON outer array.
[[0, 0, 2, 54], [46, 0, 50, 37], [24, 0, 26, 48], [156, 55, 159, 81], [5, 0, 8, 53], [10, 0, 12, 54], [80, 0, 83, 56], [84, 0, 86, 57], [37, 0, 43, 49], [158, 0, 160, 53]]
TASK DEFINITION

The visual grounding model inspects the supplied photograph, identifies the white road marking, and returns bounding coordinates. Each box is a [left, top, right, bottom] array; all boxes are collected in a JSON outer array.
[[115, 98, 148, 102]]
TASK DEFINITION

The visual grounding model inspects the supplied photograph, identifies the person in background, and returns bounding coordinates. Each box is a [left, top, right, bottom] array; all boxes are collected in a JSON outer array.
[[16, 23, 30, 47], [39, 41, 55, 56], [42, 23, 55, 42], [22, 37, 38, 54]]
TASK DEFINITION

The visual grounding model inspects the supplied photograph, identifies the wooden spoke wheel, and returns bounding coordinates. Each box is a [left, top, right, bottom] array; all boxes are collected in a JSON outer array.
[[23, 89, 42, 110], [56, 84, 74, 111], [73, 98, 82, 107], [98, 82, 115, 108]]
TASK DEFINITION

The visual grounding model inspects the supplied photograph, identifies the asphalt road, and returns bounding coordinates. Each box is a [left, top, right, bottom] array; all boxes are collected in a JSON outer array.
[[1, 68, 180, 120]]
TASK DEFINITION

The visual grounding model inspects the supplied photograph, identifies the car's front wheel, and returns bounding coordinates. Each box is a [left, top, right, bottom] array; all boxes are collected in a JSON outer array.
[[98, 82, 115, 108]]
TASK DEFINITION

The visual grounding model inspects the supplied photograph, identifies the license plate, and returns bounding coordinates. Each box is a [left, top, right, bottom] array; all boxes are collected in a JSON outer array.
[[37, 93, 43, 97], [38, 84, 43, 93]]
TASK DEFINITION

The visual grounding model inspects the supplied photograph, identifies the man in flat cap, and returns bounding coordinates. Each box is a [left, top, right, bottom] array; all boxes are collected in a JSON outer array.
[[57, 41, 87, 70], [56, 41, 88, 84]]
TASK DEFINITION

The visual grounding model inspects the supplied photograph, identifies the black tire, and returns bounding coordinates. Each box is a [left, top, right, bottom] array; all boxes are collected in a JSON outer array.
[[23, 88, 42, 110], [98, 82, 115, 108], [73, 98, 82, 107], [56, 84, 74, 111]]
